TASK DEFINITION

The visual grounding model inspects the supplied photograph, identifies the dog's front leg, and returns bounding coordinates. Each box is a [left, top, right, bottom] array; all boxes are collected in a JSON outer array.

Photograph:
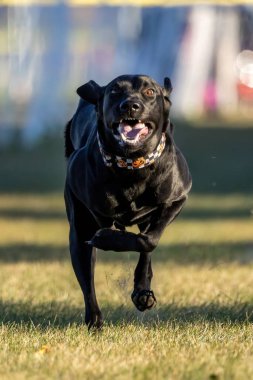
[[89, 197, 187, 253], [87, 228, 139, 251], [131, 197, 187, 311], [131, 251, 157, 312], [136, 197, 187, 252]]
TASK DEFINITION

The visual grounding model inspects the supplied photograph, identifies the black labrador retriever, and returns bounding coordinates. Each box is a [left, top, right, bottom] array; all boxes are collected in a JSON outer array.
[[64, 75, 192, 329]]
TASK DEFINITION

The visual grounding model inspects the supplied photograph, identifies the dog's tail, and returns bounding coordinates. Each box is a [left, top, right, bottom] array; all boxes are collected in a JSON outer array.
[[64, 119, 74, 158]]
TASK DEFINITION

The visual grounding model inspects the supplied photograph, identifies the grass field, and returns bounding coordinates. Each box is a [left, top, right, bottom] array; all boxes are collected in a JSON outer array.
[[0, 125, 253, 379], [1, 192, 253, 380]]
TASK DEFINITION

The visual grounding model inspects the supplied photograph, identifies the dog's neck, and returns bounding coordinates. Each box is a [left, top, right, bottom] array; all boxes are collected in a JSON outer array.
[[97, 132, 166, 170]]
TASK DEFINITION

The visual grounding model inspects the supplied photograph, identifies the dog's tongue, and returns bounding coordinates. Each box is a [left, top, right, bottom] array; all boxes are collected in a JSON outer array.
[[119, 122, 149, 140]]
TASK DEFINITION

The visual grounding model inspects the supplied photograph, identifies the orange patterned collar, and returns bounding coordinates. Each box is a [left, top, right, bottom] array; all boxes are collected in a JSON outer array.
[[97, 133, 166, 170]]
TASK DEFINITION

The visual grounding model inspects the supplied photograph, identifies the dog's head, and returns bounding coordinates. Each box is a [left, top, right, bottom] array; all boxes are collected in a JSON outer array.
[[77, 75, 172, 154]]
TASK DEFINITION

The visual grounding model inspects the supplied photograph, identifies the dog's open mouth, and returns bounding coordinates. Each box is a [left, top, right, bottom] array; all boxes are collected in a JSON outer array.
[[115, 119, 151, 145]]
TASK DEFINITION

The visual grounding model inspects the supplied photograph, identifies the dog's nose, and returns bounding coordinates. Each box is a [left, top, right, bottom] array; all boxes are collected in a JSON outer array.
[[120, 100, 142, 113]]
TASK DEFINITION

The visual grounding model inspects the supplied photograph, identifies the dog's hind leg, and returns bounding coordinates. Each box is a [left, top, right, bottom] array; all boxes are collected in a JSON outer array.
[[64, 185, 102, 329], [131, 223, 157, 312]]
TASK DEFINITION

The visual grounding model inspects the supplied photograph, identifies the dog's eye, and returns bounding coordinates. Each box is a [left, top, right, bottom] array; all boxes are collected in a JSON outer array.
[[144, 88, 155, 97]]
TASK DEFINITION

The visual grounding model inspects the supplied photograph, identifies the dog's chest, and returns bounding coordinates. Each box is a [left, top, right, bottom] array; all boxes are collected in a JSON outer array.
[[100, 184, 157, 226]]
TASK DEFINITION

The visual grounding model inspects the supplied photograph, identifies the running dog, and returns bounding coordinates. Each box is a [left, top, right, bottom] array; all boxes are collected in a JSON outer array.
[[64, 75, 192, 328]]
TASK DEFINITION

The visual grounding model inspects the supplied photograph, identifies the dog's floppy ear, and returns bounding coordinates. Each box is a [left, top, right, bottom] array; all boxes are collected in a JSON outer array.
[[164, 77, 173, 94], [76, 80, 104, 104], [163, 77, 173, 102]]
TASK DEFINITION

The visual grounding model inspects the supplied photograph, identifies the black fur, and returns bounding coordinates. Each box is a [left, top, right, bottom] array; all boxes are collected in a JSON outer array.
[[64, 119, 74, 158], [64, 75, 192, 329]]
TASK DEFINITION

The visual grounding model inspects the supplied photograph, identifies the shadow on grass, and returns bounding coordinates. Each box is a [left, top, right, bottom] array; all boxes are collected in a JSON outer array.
[[181, 208, 253, 220], [1, 242, 253, 264], [99, 242, 253, 265], [0, 299, 84, 327], [105, 302, 253, 326], [1, 299, 253, 329], [0, 209, 66, 220], [0, 244, 69, 262], [1, 207, 253, 220]]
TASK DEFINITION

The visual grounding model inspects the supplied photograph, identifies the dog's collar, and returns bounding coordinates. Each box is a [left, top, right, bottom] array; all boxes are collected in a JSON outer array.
[[97, 133, 166, 169]]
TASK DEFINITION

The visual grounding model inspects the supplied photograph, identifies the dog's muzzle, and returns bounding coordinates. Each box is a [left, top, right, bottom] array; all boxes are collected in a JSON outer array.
[[113, 118, 153, 146]]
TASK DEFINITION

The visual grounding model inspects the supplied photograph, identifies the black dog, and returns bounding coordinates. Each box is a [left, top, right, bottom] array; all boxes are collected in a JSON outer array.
[[64, 75, 191, 329]]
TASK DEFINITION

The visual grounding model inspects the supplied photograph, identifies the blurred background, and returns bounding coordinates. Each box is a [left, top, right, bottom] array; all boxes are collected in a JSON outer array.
[[2, 2, 253, 136], [0, 1, 253, 194]]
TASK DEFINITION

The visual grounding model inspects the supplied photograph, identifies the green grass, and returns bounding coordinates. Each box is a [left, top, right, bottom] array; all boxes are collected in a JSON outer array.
[[1, 125, 253, 379], [1, 192, 253, 380]]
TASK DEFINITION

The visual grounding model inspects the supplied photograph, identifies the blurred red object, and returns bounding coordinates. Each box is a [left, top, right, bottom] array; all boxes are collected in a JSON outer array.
[[237, 82, 253, 101]]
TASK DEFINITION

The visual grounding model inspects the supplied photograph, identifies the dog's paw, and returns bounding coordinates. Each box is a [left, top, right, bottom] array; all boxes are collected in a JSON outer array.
[[86, 311, 103, 331], [131, 289, 157, 312]]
